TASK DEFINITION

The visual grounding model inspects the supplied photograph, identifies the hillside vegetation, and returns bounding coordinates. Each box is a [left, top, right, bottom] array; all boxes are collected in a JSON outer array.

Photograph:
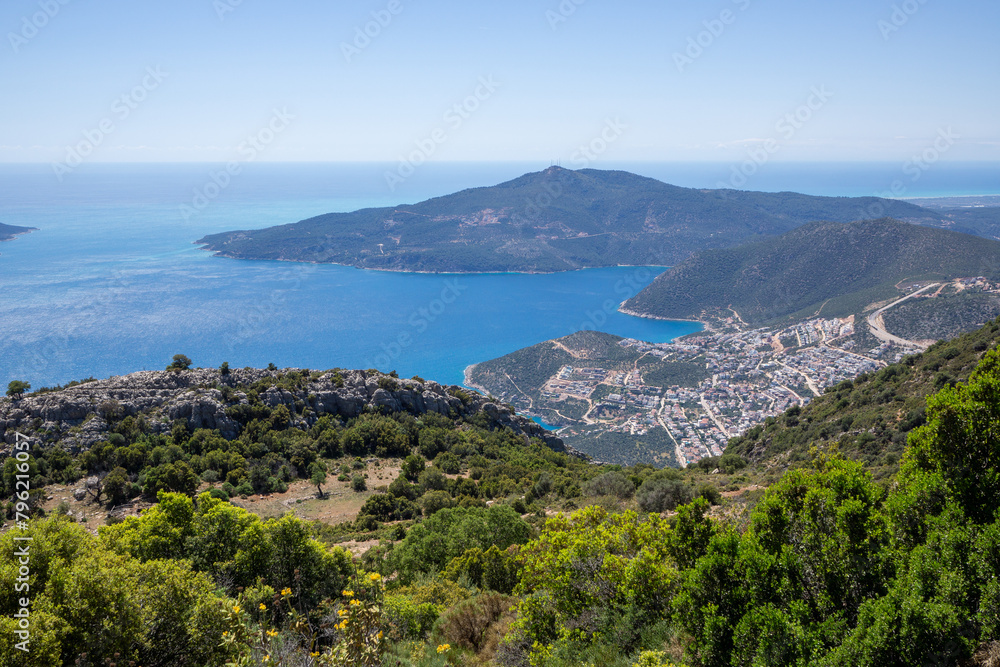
[[623, 218, 1000, 324], [195, 167, 977, 273], [5, 331, 1000, 664]]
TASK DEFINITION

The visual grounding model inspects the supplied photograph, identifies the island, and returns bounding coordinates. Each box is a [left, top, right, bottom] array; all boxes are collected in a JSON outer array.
[[0, 222, 37, 242], [195, 167, 998, 273]]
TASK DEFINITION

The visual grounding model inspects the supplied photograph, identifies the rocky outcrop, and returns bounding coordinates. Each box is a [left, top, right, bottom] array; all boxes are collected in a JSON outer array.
[[0, 367, 570, 456]]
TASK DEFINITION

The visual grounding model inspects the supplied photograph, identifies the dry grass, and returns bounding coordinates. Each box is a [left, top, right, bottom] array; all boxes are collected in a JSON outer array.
[[972, 642, 1000, 667]]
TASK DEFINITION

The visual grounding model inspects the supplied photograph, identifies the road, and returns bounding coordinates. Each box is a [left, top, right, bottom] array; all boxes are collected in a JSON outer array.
[[699, 397, 731, 439], [866, 283, 940, 349], [657, 397, 687, 468]]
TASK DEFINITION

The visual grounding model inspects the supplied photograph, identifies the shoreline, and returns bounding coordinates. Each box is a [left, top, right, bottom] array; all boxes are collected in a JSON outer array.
[[196, 243, 670, 277], [0, 227, 38, 243]]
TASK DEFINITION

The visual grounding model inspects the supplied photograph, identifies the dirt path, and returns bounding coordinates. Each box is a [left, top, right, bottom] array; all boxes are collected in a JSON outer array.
[[551, 340, 583, 358]]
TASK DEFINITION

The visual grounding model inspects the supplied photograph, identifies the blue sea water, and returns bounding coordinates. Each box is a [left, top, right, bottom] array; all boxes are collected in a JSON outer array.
[[1, 161, 997, 390]]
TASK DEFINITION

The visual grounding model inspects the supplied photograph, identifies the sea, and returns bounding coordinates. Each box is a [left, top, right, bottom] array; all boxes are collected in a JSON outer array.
[[1, 161, 997, 392]]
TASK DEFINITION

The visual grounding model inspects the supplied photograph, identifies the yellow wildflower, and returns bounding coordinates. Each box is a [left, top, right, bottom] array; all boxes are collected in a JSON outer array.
[[259, 603, 267, 611], [311, 652, 320, 658], [368, 572, 381, 582], [232, 604, 241, 614], [267, 629, 279, 637], [281, 587, 292, 596], [349, 599, 362, 606], [342, 590, 354, 597], [338, 609, 348, 617], [437, 643, 451, 653]]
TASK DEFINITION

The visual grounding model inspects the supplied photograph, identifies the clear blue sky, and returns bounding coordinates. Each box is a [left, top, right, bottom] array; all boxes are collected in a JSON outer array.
[[1, 0, 997, 163]]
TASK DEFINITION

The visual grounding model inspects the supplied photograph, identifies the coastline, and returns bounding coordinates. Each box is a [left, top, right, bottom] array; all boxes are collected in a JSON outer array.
[[462, 363, 487, 395], [196, 242, 671, 277], [0, 227, 38, 243], [617, 302, 709, 329]]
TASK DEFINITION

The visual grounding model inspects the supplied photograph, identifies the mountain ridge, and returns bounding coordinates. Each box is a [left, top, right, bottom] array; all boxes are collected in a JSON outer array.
[[196, 167, 996, 273], [621, 218, 1000, 325]]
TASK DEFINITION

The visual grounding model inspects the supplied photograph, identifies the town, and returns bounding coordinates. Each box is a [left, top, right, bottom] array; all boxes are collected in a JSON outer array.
[[534, 315, 907, 467]]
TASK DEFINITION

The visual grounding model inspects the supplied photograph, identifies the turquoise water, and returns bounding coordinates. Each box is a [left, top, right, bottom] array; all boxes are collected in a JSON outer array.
[[1, 162, 996, 389], [530, 417, 563, 431]]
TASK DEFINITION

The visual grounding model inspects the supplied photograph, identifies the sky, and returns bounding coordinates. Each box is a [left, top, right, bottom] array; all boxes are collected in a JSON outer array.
[[0, 0, 997, 164]]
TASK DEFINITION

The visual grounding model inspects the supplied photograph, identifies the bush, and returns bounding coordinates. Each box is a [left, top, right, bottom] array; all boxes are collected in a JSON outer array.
[[583, 471, 635, 499], [433, 592, 516, 655], [695, 483, 722, 505], [435, 451, 461, 475], [418, 467, 448, 493], [351, 474, 367, 492], [421, 490, 454, 516], [403, 453, 425, 481], [636, 477, 693, 513], [718, 453, 747, 475]]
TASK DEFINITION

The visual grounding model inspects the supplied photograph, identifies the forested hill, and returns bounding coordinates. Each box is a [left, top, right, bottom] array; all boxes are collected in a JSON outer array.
[[726, 316, 1000, 478], [0, 222, 36, 242], [622, 218, 1000, 324], [195, 167, 974, 273]]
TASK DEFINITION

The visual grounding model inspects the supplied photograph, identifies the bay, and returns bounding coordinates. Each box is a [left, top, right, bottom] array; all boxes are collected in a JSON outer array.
[[1, 161, 996, 390]]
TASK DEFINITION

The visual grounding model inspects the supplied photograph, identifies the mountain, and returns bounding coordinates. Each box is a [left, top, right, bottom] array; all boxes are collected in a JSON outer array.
[[622, 218, 1000, 325], [0, 222, 36, 242], [195, 167, 982, 273], [725, 317, 1000, 478]]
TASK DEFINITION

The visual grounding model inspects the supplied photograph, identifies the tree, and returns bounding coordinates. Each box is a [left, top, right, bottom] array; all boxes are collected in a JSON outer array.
[[309, 461, 327, 498], [6, 379, 30, 399], [103, 467, 131, 506], [219, 361, 230, 376], [402, 453, 425, 481], [167, 354, 192, 371]]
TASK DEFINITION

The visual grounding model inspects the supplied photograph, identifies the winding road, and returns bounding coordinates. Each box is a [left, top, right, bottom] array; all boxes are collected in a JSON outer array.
[[866, 283, 941, 349]]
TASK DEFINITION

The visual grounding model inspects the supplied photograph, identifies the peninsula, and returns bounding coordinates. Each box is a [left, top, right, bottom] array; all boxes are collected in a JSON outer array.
[[195, 167, 997, 273], [0, 222, 36, 242]]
